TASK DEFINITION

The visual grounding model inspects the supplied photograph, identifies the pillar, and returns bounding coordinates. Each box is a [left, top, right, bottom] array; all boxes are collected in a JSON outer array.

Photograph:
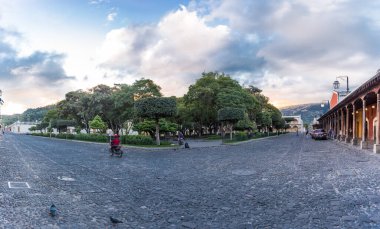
[[374, 93, 380, 153], [361, 98, 368, 149], [334, 113, 338, 139], [345, 106, 350, 143], [352, 103, 357, 145], [341, 109, 344, 141]]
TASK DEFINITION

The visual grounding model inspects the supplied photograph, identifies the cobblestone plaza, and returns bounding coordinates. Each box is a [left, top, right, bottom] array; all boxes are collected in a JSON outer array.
[[2, 133, 380, 228]]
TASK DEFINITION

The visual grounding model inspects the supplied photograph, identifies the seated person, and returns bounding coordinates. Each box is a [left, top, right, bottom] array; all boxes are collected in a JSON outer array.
[[110, 134, 121, 151]]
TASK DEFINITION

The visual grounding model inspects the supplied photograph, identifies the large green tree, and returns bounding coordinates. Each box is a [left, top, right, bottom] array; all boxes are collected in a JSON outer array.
[[56, 90, 92, 133], [218, 107, 245, 140], [135, 97, 177, 145], [184, 72, 243, 135]]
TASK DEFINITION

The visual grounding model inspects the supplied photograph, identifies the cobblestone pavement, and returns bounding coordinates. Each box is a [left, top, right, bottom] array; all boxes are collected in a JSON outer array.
[[2, 133, 380, 228]]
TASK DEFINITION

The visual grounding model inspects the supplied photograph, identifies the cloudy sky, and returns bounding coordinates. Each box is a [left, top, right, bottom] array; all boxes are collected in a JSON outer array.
[[0, 0, 380, 114]]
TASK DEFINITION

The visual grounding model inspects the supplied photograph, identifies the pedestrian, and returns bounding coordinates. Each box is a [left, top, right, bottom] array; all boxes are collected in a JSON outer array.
[[178, 131, 184, 145]]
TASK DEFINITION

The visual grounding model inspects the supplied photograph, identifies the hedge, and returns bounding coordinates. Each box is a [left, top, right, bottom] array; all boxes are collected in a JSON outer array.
[[121, 135, 154, 145], [31, 133, 108, 143], [234, 131, 248, 141]]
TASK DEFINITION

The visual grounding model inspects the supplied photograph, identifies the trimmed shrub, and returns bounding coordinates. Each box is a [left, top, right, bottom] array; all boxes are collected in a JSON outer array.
[[56, 133, 75, 139], [121, 135, 154, 145], [74, 134, 108, 143], [234, 131, 248, 141]]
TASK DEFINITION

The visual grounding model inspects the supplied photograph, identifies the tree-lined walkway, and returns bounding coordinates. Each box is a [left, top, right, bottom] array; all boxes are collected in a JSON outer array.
[[2, 133, 380, 228]]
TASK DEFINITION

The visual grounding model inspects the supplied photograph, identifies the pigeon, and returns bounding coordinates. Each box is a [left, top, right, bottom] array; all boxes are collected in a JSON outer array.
[[49, 204, 57, 217], [110, 216, 123, 224]]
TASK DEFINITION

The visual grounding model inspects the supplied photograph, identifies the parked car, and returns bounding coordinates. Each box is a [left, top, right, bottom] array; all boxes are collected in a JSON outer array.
[[310, 129, 328, 140]]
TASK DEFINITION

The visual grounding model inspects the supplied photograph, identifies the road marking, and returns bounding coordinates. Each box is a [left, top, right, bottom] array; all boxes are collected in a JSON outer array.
[[8, 182, 30, 189], [57, 176, 76, 181]]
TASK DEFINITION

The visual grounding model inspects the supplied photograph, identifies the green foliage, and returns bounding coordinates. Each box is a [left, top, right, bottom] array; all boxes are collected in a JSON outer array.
[[132, 78, 162, 100], [184, 72, 240, 132], [56, 133, 75, 139], [31, 132, 108, 142], [21, 105, 55, 122], [234, 131, 248, 141], [133, 119, 178, 138], [217, 107, 244, 123], [235, 114, 257, 131], [135, 97, 176, 145], [121, 135, 154, 145], [89, 115, 106, 132], [2, 115, 19, 126], [74, 134, 108, 142], [43, 109, 58, 123], [135, 97, 177, 120], [56, 90, 92, 133], [29, 126, 37, 132]]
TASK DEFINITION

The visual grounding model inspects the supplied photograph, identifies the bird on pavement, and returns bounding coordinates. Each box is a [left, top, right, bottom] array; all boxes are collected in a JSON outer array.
[[49, 204, 57, 217], [110, 216, 123, 224]]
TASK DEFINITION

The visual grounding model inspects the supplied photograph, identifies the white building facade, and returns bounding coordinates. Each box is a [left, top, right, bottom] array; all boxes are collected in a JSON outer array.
[[7, 121, 40, 134], [283, 115, 304, 132]]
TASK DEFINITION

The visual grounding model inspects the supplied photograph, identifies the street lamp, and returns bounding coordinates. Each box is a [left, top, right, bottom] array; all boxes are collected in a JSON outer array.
[[336, 76, 349, 93], [333, 80, 340, 90]]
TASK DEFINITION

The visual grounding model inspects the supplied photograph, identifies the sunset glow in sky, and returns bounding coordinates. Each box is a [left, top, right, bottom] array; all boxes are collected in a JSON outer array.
[[1, 0, 380, 114]]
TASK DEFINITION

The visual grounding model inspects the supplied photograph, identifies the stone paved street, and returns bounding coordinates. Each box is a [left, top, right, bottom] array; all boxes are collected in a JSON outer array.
[[2, 133, 380, 228]]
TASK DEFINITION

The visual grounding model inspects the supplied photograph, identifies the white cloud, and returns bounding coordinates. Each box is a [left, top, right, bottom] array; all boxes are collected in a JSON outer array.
[[0, 27, 74, 114], [97, 6, 231, 96], [199, 0, 380, 106], [107, 12, 117, 22]]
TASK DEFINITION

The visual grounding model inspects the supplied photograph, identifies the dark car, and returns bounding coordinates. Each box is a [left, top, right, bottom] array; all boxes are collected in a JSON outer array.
[[311, 129, 328, 140]]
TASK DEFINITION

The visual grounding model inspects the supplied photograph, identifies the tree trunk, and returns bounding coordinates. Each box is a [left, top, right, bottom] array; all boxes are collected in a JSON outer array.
[[230, 123, 233, 140], [155, 119, 160, 145]]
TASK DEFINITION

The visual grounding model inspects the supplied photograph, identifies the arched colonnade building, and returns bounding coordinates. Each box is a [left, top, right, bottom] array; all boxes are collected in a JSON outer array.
[[318, 73, 380, 153]]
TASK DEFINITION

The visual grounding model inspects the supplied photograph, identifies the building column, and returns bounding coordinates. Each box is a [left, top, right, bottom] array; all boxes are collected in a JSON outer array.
[[352, 103, 357, 145], [374, 93, 380, 153], [345, 106, 350, 143], [334, 112, 338, 139], [341, 109, 345, 141], [361, 98, 368, 149]]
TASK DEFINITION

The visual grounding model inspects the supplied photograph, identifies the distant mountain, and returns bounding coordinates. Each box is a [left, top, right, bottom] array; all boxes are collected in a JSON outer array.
[[280, 103, 329, 124], [2, 114, 20, 126], [1, 104, 55, 126]]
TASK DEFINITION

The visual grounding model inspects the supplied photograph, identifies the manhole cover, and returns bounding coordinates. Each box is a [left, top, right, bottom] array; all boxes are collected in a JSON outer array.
[[231, 169, 256, 176], [8, 182, 30, 189], [57, 176, 75, 181]]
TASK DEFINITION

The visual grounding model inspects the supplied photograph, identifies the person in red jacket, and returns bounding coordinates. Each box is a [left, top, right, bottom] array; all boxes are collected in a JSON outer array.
[[110, 134, 121, 152]]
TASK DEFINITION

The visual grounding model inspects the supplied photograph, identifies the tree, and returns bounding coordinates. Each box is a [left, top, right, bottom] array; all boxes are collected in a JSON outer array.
[[135, 97, 177, 145], [133, 119, 178, 138], [56, 90, 92, 133], [89, 115, 107, 133], [88, 85, 115, 132], [235, 113, 257, 132], [245, 85, 262, 94], [184, 72, 242, 135], [111, 84, 136, 134], [218, 107, 244, 140], [132, 78, 162, 100]]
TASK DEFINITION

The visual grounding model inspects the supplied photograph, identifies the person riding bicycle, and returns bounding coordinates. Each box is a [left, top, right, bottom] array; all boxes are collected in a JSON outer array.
[[110, 134, 121, 152]]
